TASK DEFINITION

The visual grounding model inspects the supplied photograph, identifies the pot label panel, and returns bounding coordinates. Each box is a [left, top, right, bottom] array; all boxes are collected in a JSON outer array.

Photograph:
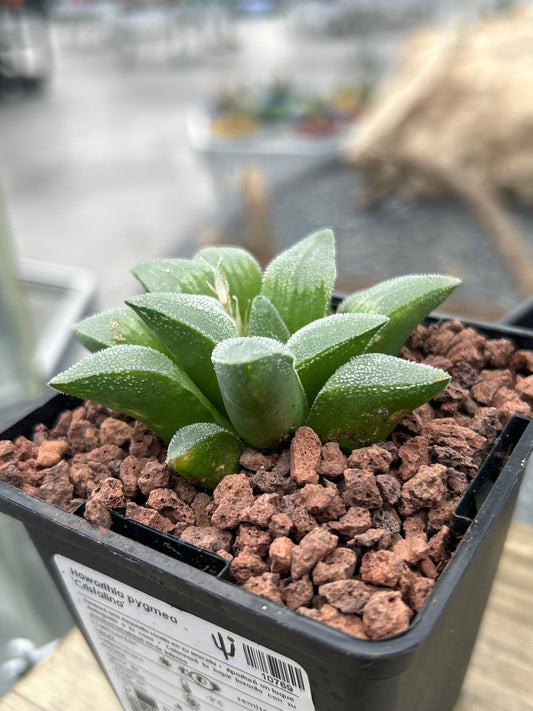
[[54, 556, 315, 711]]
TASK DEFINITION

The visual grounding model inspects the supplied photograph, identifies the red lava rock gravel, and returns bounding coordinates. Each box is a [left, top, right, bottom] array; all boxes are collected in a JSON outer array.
[[2, 320, 533, 641]]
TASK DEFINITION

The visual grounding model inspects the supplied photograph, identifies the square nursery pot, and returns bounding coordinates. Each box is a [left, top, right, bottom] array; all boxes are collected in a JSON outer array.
[[1, 316, 533, 711]]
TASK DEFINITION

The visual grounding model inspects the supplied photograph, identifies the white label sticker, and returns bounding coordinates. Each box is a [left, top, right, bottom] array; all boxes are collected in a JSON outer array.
[[54, 555, 315, 711]]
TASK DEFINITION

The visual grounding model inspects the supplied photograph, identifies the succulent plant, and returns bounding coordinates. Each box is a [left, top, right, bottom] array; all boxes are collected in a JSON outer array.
[[49, 229, 460, 487]]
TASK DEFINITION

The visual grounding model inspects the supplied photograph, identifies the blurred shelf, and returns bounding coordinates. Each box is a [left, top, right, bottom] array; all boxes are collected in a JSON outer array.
[[0, 260, 95, 428]]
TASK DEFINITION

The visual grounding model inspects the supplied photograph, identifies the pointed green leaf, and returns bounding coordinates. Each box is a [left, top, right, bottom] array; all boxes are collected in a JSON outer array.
[[194, 245, 262, 325], [287, 313, 389, 403], [261, 229, 336, 334], [127, 293, 238, 413], [49, 345, 230, 442], [212, 337, 308, 449], [246, 294, 290, 342], [74, 307, 169, 355], [338, 274, 461, 354], [307, 353, 450, 450], [167, 423, 244, 488], [131, 257, 214, 296]]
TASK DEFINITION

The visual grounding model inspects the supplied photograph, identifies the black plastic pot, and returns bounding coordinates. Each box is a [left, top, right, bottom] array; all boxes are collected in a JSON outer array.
[[1, 318, 533, 711], [502, 296, 533, 330]]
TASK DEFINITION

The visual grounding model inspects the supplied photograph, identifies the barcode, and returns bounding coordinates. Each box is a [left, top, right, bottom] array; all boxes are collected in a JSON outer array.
[[242, 644, 306, 691]]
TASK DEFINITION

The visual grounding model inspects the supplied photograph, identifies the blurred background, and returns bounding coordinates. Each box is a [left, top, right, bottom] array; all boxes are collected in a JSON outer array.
[[2, 0, 533, 698]]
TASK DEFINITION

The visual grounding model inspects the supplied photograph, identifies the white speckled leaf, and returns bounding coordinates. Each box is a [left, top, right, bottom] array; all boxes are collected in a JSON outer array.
[[246, 294, 290, 342], [193, 245, 262, 324], [307, 353, 450, 450], [131, 258, 214, 296], [74, 307, 169, 355], [287, 312, 389, 403], [212, 337, 308, 449], [167, 423, 244, 488], [49, 345, 230, 442], [338, 274, 461, 354], [261, 229, 336, 334], [127, 292, 238, 413]]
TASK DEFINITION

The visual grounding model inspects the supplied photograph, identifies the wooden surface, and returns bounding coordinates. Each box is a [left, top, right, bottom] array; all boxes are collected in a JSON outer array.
[[1, 520, 532, 711]]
